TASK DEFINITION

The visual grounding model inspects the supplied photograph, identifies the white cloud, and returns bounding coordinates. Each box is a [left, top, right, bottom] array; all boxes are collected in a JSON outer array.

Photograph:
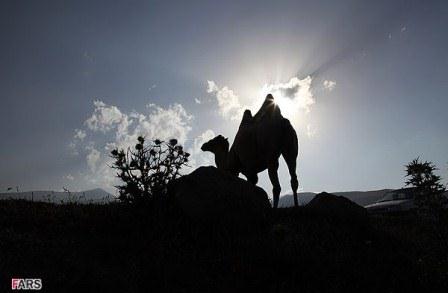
[[192, 129, 215, 154], [323, 80, 337, 91], [84, 100, 192, 149], [187, 129, 216, 169], [74, 129, 86, 141], [144, 103, 193, 144], [194, 98, 202, 104], [85, 100, 127, 132], [207, 80, 243, 120], [68, 142, 79, 156], [64, 174, 75, 181], [69, 129, 87, 156], [261, 76, 315, 114], [149, 84, 157, 91], [86, 145, 101, 172], [72, 100, 194, 190], [207, 80, 218, 93]]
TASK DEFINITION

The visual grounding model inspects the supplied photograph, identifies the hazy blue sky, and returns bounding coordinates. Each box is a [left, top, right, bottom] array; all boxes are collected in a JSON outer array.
[[1, 0, 447, 195]]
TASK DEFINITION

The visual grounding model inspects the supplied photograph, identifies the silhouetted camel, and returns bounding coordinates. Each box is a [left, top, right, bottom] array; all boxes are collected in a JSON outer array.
[[201, 94, 299, 208]]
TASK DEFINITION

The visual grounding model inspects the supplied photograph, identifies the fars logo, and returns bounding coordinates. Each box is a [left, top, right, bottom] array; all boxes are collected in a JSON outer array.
[[11, 278, 42, 290]]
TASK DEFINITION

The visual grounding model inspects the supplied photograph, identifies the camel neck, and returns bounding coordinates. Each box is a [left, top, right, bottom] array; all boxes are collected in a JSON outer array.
[[214, 149, 228, 170], [214, 148, 239, 176]]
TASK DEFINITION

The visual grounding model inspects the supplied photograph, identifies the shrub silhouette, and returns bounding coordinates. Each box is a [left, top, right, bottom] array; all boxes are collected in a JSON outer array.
[[110, 136, 190, 204], [405, 158, 448, 255], [405, 157, 447, 213]]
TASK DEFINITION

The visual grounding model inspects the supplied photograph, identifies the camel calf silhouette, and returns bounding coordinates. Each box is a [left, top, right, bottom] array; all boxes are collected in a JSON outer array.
[[201, 94, 299, 208]]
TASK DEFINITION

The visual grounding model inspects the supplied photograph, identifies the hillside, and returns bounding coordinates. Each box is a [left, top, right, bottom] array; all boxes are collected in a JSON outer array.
[[0, 188, 392, 207], [0, 197, 447, 292], [0, 188, 115, 204], [279, 189, 393, 207]]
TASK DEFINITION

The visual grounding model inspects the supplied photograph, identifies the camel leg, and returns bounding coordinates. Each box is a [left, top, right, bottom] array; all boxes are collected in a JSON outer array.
[[268, 161, 281, 208], [281, 120, 299, 207], [286, 159, 299, 207]]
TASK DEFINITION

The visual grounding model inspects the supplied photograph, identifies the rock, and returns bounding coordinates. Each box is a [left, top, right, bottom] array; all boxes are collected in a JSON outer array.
[[306, 192, 368, 222], [168, 166, 271, 224]]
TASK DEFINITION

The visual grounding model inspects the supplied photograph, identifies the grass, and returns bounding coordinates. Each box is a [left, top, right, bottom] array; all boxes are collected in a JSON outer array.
[[0, 199, 447, 292]]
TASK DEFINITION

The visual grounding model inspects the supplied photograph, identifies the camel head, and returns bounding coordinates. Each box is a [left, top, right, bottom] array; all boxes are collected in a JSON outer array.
[[201, 135, 229, 154]]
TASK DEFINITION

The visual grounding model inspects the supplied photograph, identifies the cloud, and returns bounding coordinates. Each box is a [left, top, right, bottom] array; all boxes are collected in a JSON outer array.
[[205, 76, 316, 126], [187, 129, 216, 169], [64, 174, 75, 181], [72, 100, 194, 190], [85, 100, 127, 132], [194, 98, 202, 104], [323, 80, 337, 91], [84, 100, 192, 147], [149, 84, 157, 92], [86, 145, 101, 172], [207, 80, 243, 120], [206, 80, 218, 93], [73, 129, 86, 141], [261, 76, 315, 114], [69, 129, 87, 155], [143, 103, 193, 144], [192, 129, 216, 153], [68, 142, 79, 156]]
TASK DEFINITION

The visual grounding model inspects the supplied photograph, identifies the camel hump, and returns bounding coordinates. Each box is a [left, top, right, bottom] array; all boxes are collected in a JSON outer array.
[[253, 94, 281, 123], [238, 109, 253, 130], [265, 93, 274, 102], [242, 109, 253, 124]]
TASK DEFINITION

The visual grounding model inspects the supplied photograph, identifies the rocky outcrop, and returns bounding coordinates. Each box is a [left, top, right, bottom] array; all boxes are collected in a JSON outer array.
[[306, 192, 368, 222], [168, 166, 271, 224]]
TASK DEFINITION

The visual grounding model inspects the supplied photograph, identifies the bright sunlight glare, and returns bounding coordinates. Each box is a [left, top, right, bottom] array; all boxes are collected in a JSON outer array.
[[258, 76, 314, 124]]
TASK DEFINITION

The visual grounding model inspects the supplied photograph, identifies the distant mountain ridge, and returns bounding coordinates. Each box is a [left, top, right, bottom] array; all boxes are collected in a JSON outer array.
[[0, 188, 116, 204], [3, 187, 445, 207], [279, 189, 394, 207]]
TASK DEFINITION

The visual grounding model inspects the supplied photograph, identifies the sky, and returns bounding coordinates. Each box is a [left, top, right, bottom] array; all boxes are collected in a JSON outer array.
[[1, 0, 447, 196]]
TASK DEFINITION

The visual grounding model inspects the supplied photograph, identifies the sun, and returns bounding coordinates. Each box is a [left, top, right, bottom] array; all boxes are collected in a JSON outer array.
[[256, 76, 314, 127], [276, 95, 298, 118], [258, 87, 298, 121]]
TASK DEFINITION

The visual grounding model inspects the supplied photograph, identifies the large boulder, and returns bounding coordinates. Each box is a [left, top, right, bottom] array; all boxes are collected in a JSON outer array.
[[168, 166, 271, 224], [306, 192, 368, 222]]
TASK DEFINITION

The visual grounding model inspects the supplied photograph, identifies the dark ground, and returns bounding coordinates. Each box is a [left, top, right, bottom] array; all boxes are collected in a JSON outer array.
[[0, 200, 447, 292]]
